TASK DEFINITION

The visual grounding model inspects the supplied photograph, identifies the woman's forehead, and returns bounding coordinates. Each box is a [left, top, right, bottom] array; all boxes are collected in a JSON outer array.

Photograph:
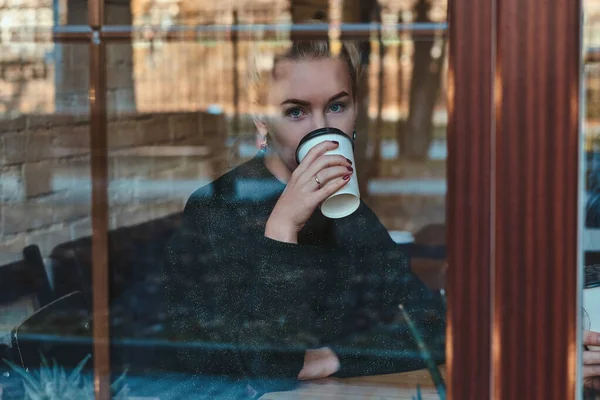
[[269, 58, 352, 101]]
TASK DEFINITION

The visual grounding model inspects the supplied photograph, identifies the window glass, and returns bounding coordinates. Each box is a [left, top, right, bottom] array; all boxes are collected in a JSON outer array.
[[0, 1, 450, 398], [0, 39, 91, 397], [104, 2, 449, 398]]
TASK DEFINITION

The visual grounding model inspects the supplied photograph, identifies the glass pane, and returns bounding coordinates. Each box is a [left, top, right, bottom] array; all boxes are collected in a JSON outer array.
[[104, 3, 448, 399], [0, 41, 91, 396], [583, 0, 600, 397]]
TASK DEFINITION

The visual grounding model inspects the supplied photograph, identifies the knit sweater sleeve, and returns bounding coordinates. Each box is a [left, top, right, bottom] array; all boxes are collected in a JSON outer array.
[[325, 203, 446, 378], [327, 248, 446, 378]]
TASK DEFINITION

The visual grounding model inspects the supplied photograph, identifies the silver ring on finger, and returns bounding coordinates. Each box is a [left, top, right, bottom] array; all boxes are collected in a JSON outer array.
[[314, 175, 321, 188]]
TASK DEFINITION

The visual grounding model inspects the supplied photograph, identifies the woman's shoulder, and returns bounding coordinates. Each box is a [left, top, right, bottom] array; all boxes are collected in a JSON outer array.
[[182, 153, 283, 220], [186, 156, 262, 207]]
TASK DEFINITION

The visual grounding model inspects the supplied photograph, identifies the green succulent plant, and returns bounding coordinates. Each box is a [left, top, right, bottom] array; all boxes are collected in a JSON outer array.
[[3, 354, 129, 400]]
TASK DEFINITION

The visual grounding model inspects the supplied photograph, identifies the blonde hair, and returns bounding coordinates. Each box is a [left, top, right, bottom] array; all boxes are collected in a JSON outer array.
[[247, 38, 363, 106]]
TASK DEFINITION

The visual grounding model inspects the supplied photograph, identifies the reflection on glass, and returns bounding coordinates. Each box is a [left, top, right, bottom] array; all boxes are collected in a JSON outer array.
[[0, 38, 92, 396], [583, 0, 600, 396], [102, 25, 447, 400], [1, 2, 450, 399], [0, 35, 55, 115]]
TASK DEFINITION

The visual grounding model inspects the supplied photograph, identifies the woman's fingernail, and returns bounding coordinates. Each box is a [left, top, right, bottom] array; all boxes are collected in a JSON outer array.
[[343, 175, 350, 180], [331, 140, 339, 145], [345, 158, 352, 164], [347, 166, 353, 172]]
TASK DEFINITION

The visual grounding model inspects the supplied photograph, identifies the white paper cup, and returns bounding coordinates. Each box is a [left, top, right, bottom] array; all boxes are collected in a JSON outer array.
[[295, 127, 360, 219]]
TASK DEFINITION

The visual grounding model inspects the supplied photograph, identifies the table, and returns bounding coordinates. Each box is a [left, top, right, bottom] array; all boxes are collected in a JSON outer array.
[[261, 366, 446, 400]]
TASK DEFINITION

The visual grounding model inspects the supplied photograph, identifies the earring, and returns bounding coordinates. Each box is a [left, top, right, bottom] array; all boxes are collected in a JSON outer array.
[[352, 130, 357, 140], [260, 135, 268, 152]]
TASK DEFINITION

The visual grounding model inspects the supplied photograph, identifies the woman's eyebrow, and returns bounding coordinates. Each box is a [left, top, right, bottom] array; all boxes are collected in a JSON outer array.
[[280, 91, 350, 107], [327, 91, 350, 103], [280, 98, 310, 107]]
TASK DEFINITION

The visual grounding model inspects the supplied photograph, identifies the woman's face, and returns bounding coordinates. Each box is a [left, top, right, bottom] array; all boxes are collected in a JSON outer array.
[[257, 57, 357, 172]]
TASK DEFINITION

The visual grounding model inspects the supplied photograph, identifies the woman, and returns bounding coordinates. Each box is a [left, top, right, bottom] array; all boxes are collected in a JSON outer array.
[[162, 38, 445, 398]]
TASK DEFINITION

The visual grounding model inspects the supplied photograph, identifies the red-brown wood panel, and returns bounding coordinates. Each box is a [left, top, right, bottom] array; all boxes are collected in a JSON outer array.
[[90, 41, 111, 400], [88, 0, 103, 28], [446, 0, 494, 398], [493, 0, 581, 399]]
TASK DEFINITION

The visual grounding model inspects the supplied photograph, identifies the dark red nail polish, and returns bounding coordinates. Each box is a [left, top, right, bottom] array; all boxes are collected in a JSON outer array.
[[345, 158, 353, 164], [347, 166, 353, 172], [343, 175, 350, 180], [331, 140, 339, 145]]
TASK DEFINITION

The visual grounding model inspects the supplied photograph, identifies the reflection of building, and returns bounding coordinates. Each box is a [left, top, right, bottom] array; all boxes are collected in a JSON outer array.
[[0, 0, 451, 264], [128, 0, 448, 130], [3, 0, 600, 119], [0, 0, 450, 117], [0, 0, 54, 114]]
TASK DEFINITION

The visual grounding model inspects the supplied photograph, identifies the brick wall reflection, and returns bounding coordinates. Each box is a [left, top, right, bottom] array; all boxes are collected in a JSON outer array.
[[0, 112, 228, 264]]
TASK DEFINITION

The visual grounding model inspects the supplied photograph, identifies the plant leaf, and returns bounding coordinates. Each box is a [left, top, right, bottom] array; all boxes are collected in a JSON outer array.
[[23, 380, 43, 400], [81, 374, 94, 399], [113, 384, 130, 400], [3, 359, 43, 394], [58, 363, 68, 394], [53, 360, 61, 393], [110, 370, 128, 391], [39, 367, 50, 392], [67, 353, 91, 385], [38, 353, 47, 370], [112, 370, 130, 400]]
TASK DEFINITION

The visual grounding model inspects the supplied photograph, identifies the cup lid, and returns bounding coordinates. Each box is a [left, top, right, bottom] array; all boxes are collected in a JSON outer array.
[[295, 127, 355, 164]]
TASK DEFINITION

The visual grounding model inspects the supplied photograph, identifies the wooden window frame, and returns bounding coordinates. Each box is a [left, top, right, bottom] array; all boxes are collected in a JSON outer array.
[[448, 0, 583, 399]]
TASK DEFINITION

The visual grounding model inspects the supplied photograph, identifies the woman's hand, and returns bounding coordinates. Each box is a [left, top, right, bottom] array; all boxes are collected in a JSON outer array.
[[265, 140, 353, 243], [584, 330, 600, 389], [297, 347, 340, 381]]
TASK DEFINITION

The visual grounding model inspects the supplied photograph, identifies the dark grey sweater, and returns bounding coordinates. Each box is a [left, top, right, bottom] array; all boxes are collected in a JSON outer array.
[[162, 152, 445, 398]]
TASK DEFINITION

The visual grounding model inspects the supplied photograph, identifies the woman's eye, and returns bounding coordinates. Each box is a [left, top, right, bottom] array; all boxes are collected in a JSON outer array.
[[286, 108, 305, 119], [329, 103, 345, 113]]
